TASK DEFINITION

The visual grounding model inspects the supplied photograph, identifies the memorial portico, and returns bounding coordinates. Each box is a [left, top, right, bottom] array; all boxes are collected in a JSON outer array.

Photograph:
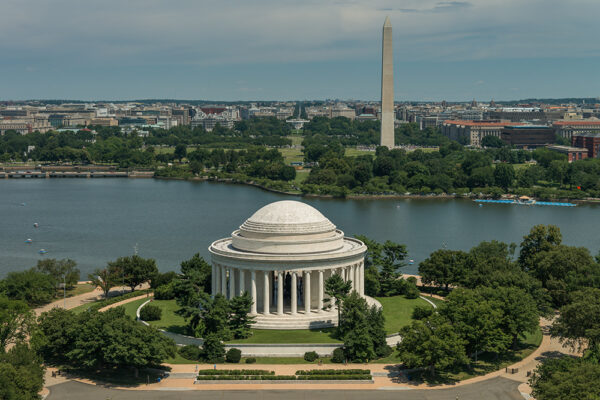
[[209, 200, 369, 329]]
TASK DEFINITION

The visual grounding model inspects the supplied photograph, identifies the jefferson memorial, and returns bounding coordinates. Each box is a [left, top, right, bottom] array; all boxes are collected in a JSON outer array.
[[209, 200, 369, 329]]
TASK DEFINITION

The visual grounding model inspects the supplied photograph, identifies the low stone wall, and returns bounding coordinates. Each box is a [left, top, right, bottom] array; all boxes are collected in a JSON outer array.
[[223, 343, 342, 357]]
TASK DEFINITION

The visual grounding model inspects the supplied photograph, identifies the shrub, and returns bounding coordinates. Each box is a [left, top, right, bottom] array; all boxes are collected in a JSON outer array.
[[412, 305, 433, 320], [303, 351, 318, 362], [139, 303, 162, 321], [331, 348, 345, 363], [377, 345, 393, 358], [226, 348, 242, 363], [154, 281, 176, 300], [245, 357, 256, 364], [178, 345, 201, 361]]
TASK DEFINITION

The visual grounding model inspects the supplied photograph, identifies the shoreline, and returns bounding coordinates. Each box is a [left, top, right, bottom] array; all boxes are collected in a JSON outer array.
[[154, 175, 600, 205]]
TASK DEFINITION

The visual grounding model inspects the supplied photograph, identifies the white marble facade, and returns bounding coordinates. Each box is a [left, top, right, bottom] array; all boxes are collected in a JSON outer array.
[[209, 200, 367, 329]]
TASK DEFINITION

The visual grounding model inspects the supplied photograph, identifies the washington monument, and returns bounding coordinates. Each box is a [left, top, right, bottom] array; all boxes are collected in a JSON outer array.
[[380, 16, 394, 148]]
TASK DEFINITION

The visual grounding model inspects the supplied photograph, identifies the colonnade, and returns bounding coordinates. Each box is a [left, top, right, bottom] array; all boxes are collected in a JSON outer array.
[[211, 262, 364, 315]]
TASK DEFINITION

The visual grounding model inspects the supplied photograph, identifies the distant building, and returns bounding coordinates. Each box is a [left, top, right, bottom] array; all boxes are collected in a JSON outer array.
[[286, 119, 310, 130], [501, 126, 555, 148], [89, 118, 118, 127], [572, 132, 600, 158], [553, 120, 600, 140], [487, 108, 545, 122], [0, 118, 52, 134], [441, 120, 508, 147], [547, 145, 589, 162]]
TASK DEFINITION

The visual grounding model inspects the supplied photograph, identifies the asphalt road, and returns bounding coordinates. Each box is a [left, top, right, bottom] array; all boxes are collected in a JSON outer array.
[[46, 376, 523, 400]]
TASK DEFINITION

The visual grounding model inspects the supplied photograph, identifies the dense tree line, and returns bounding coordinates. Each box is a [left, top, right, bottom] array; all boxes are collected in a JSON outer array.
[[301, 142, 600, 199]]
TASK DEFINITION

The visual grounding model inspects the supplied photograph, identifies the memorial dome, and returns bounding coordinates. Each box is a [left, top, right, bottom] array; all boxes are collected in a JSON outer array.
[[232, 201, 342, 254], [239, 200, 336, 236]]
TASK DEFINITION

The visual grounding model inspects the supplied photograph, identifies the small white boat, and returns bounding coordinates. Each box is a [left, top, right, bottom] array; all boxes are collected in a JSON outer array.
[[408, 259, 415, 265], [25, 238, 32, 244], [33, 222, 39, 228], [38, 249, 47, 254]]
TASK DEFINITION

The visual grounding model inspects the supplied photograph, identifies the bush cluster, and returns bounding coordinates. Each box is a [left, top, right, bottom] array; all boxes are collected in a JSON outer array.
[[245, 357, 256, 364], [196, 375, 295, 380], [296, 369, 370, 375], [296, 375, 372, 380], [303, 351, 319, 362], [331, 348, 345, 363], [196, 369, 273, 376], [139, 303, 162, 321], [178, 345, 201, 361], [153, 281, 176, 300], [225, 348, 242, 363]]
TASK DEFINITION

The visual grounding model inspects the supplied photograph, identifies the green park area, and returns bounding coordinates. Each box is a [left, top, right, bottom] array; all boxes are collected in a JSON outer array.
[[124, 294, 434, 345]]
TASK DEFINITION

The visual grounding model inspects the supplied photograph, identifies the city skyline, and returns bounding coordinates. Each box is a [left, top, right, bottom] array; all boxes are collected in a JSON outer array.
[[1, 0, 600, 101]]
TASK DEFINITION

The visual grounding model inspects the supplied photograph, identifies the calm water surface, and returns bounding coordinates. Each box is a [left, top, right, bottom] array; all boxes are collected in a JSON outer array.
[[0, 179, 598, 277]]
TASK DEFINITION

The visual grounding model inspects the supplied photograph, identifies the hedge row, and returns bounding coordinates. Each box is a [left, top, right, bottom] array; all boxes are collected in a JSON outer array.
[[295, 369, 370, 376], [196, 369, 274, 376], [296, 375, 371, 380], [196, 375, 295, 381], [196, 375, 372, 381], [89, 290, 152, 312]]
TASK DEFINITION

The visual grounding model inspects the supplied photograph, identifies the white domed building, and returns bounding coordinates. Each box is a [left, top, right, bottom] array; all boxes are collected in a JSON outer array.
[[209, 200, 372, 329]]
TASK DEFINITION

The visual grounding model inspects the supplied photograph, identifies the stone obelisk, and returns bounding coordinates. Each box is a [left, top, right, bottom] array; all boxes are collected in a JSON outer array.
[[380, 16, 394, 148]]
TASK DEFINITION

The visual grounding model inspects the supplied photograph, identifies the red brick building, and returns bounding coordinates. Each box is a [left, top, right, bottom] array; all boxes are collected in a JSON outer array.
[[547, 145, 588, 162], [572, 133, 600, 158]]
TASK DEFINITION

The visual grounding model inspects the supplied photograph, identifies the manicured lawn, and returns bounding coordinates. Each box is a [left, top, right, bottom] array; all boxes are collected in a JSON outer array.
[[70, 300, 102, 314], [376, 295, 435, 334], [129, 299, 188, 334], [227, 328, 341, 344]]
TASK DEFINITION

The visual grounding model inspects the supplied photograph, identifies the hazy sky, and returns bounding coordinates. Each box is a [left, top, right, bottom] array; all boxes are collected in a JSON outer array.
[[1, 0, 599, 101]]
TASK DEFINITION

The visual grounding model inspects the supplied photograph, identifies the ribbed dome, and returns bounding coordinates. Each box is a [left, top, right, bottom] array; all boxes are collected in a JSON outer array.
[[240, 201, 336, 235]]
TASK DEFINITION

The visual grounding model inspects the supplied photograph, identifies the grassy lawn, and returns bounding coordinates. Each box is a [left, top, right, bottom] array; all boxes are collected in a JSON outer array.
[[288, 135, 304, 146], [293, 169, 310, 184], [65, 283, 95, 297], [228, 328, 341, 344], [279, 148, 304, 164], [377, 295, 435, 334], [128, 299, 188, 334], [70, 299, 103, 314]]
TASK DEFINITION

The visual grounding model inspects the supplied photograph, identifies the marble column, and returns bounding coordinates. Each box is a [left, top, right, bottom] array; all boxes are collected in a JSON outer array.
[[318, 270, 324, 312], [304, 271, 311, 313], [210, 264, 217, 297], [229, 267, 236, 299], [214, 265, 220, 295], [239, 269, 245, 296], [354, 264, 360, 294], [291, 272, 297, 315], [263, 271, 270, 314], [220, 265, 227, 295], [360, 263, 365, 296], [277, 272, 284, 315], [250, 270, 257, 314], [350, 265, 355, 291]]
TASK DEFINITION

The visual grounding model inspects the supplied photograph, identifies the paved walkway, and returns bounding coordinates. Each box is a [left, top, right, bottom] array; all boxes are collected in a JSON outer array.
[[46, 377, 524, 400]]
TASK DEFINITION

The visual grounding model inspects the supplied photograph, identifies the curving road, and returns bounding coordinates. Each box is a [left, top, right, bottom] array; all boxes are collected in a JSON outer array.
[[46, 376, 523, 400]]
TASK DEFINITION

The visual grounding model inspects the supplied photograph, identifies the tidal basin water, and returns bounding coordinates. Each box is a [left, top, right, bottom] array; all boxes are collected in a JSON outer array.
[[0, 179, 598, 277]]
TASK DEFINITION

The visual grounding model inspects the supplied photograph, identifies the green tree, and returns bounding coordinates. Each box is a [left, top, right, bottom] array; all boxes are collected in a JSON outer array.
[[109, 255, 158, 292], [441, 288, 511, 360], [0, 297, 34, 350], [366, 304, 389, 357], [518, 224, 562, 272], [178, 293, 231, 339], [481, 135, 505, 148], [419, 249, 468, 291], [44, 308, 176, 371], [0, 269, 55, 306], [229, 292, 255, 339], [88, 266, 119, 298], [0, 344, 45, 400], [343, 317, 375, 362], [201, 333, 225, 363], [493, 163, 515, 190], [397, 315, 468, 375], [179, 253, 212, 294], [35, 308, 79, 364], [324, 274, 352, 326], [174, 143, 187, 161], [529, 245, 599, 307], [36, 258, 80, 291], [551, 288, 600, 352], [379, 241, 408, 296], [530, 357, 600, 400]]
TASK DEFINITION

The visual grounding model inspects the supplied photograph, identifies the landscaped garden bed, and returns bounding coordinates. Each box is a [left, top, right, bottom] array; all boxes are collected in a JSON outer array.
[[194, 368, 373, 383]]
